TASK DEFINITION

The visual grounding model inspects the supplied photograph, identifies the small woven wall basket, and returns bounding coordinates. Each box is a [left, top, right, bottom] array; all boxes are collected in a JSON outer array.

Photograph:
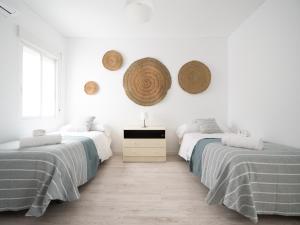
[[102, 50, 123, 71], [84, 81, 99, 95]]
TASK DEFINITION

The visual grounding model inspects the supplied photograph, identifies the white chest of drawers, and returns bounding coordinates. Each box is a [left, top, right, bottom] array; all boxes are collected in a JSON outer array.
[[123, 127, 166, 162]]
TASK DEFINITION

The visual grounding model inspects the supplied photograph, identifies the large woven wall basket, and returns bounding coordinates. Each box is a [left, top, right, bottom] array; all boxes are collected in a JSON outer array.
[[178, 60, 211, 94], [123, 57, 171, 106]]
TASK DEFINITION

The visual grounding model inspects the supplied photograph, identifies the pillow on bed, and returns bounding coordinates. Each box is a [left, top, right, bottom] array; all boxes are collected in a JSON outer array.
[[90, 122, 111, 136], [195, 118, 223, 134], [60, 116, 96, 132], [176, 124, 187, 140], [176, 121, 200, 140], [218, 123, 231, 133], [74, 116, 96, 131], [60, 124, 88, 132], [176, 118, 225, 141]]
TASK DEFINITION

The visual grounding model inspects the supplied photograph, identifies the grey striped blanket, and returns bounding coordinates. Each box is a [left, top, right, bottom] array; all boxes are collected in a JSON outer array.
[[200, 141, 300, 223], [0, 136, 99, 217]]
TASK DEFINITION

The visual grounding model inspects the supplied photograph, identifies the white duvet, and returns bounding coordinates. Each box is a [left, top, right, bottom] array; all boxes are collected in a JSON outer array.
[[178, 132, 226, 161], [59, 131, 112, 161]]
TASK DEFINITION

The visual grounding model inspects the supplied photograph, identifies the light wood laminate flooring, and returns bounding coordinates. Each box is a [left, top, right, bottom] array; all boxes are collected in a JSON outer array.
[[0, 155, 299, 225]]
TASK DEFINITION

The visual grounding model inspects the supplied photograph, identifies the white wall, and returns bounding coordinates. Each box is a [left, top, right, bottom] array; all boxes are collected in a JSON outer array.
[[66, 37, 228, 153], [0, 0, 67, 142], [228, 0, 300, 147]]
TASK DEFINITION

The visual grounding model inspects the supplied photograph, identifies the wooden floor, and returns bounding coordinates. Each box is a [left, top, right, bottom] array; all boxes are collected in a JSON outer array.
[[0, 155, 300, 225]]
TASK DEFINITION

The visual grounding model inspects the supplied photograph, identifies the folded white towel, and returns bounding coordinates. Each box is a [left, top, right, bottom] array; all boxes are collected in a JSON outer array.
[[20, 134, 62, 148], [32, 129, 46, 137], [222, 134, 264, 150]]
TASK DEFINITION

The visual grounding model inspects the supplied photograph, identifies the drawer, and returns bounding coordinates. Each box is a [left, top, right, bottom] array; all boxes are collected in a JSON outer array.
[[123, 156, 166, 162], [123, 147, 166, 157], [123, 139, 166, 148]]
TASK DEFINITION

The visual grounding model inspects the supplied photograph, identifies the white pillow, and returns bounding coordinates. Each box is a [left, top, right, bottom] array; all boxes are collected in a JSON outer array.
[[218, 123, 231, 133], [60, 124, 73, 132], [185, 122, 200, 133], [176, 121, 200, 140], [60, 116, 96, 132], [177, 118, 226, 141], [72, 116, 96, 131], [59, 124, 87, 132], [90, 122, 111, 137], [176, 124, 187, 140]]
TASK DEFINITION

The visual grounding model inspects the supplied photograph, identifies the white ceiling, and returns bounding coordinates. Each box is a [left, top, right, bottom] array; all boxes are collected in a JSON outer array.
[[22, 0, 265, 38]]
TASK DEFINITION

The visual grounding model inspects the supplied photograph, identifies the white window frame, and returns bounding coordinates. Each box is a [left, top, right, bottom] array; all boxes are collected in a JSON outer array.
[[21, 41, 59, 119]]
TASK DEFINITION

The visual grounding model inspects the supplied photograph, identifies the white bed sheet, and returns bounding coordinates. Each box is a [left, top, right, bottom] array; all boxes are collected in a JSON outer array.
[[0, 131, 112, 162], [60, 131, 112, 161], [178, 132, 226, 161]]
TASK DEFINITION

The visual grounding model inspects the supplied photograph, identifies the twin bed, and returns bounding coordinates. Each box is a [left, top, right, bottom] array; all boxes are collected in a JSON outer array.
[[179, 132, 300, 223], [0, 131, 112, 216]]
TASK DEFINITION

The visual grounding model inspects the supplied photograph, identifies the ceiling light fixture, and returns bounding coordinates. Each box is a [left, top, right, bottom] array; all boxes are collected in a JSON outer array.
[[125, 0, 153, 24]]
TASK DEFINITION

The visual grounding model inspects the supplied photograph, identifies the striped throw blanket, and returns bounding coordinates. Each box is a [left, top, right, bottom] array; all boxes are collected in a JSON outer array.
[[199, 141, 300, 223], [0, 136, 99, 217]]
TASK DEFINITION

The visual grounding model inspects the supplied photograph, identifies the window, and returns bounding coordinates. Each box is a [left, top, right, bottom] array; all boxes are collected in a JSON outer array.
[[22, 45, 57, 118]]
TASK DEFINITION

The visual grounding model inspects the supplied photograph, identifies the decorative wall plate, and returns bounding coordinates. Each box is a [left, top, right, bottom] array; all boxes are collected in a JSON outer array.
[[84, 81, 99, 95], [123, 57, 171, 106], [102, 50, 123, 71], [178, 60, 211, 94]]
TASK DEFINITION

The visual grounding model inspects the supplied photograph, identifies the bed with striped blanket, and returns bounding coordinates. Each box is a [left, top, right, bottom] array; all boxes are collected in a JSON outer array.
[[0, 136, 100, 217], [189, 138, 300, 223]]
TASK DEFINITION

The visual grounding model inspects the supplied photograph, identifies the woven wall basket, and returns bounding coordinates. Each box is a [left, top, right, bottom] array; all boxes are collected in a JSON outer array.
[[102, 50, 123, 71], [178, 60, 211, 94], [84, 81, 99, 95], [123, 57, 171, 106]]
